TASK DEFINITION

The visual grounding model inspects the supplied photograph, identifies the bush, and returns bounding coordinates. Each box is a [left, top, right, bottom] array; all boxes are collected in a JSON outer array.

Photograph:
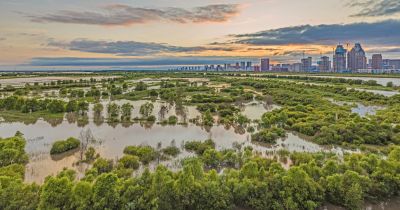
[[123, 145, 157, 164], [162, 146, 180, 157], [92, 158, 113, 174], [147, 115, 156, 122], [251, 127, 286, 144], [118, 155, 140, 169], [50, 137, 80, 155], [168, 116, 178, 124], [184, 139, 215, 155]]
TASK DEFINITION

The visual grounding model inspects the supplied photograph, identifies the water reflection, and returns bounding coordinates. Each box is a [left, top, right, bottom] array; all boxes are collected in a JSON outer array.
[[326, 98, 385, 117]]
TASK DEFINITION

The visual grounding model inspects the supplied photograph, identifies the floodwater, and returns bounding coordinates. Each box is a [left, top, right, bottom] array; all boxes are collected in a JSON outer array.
[[240, 101, 281, 120], [353, 88, 399, 97], [320, 197, 400, 210], [0, 102, 333, 183], [327, 98, 385, 117], [351, 103, 385, 117], [0, 98, 349, 183], [0, 75, 119, 87]]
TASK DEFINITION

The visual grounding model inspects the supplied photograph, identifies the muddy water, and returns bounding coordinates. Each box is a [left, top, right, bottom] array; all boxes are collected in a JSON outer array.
[[0, 98, 343, 183], [327, 98, 385, 117], [4, 121, 246, 183], [0, 119, 331, 183], [0, 75, 119, 87], [353, 88, 399, 97], [241, 101, 281, 120]]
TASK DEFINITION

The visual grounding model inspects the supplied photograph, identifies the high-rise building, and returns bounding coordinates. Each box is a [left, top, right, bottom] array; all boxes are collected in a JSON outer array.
[[290, 63, 302, 72], [240, 62, 246, 70], [260, 58, 270, 71], [347, 43, 367, 71], [371, 54, 383, 70], [318, 56, 331, 72], [246, 61, 252, 70], [333, 45, 347, 72], [301, 57, 312, 72], [386, 59, 400, 69]]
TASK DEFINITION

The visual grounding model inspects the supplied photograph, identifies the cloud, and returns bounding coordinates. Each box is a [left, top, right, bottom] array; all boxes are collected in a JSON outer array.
[[47, 39, 238, 56], [349, 0, 400, 17], [29, 56, 259, 67], [230, 20, 400, 46], [368, 47, 400, 53], [28, 4, 240, 26]]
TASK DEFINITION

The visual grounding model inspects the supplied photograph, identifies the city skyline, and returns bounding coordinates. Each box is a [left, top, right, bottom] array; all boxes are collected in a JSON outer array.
[[1, 0, 400, 70]]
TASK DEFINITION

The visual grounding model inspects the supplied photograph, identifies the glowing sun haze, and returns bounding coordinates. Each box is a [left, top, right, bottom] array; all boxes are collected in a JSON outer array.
[[1, 0, 400, 70]]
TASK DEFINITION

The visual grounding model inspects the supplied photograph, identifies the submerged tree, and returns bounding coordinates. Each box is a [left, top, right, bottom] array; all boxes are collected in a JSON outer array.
[[121, 103, 133, 121], [140, 102, 154, 118]]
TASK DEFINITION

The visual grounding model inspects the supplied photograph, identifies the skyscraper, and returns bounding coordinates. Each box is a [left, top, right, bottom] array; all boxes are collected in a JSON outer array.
[[318, 56, 331, 72], [260, 58, 270, 71], [347, 43, 367, 71], [371, 54, 383, 70], [301, 57, 312, 72], [246, 61, 252, 70], [240, 62, 246, 70], [333, 45, 347, 72]]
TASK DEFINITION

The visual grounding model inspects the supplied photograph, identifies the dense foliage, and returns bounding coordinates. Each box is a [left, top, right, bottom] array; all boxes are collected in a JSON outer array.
[[1, 135, 400, 210], [50, 137, 80, 155]]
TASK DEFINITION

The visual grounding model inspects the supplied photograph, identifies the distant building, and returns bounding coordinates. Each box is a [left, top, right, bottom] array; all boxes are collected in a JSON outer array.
[[389, 59, 400, 69], [347, 43, 367, 71], [290, 63, 302, 72], [318, 56, 331, 72], [260, 58, 270, 71], [333, 45, 347, 72], [246, 61, 252, 71], [240, 62, 246, 70], [235, 62, 240, 69], [253, 65, 260, 72], [301, 57, 312, 72], [371, 54, 383, 70]]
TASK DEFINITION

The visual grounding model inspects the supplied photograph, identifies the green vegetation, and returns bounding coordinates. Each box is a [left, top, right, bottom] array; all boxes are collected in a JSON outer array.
[[2, 72, 400, 209], [162, 146, 180, 157], [251, 127, 286, 144], [139, 102, 154, 118], [184, 139, 215, 155], [50, 137, 80, 155], [123, 145, 157, 164], [1, 134, 400, 210]]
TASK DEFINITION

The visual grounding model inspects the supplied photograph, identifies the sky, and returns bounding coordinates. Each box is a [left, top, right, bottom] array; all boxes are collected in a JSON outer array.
[[1, 0, 400, 70]]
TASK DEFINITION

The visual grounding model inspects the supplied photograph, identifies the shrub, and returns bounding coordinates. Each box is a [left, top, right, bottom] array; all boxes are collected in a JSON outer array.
[[184, 139, 215, 155], [162, 146, 180, 157], [168, 115, 178, 124], [123, 145, 157, 164], [251, 127, 286, 144], [50, 137, 80, 155], [118, 155, 140, 169], [92, 158, 113, 174]]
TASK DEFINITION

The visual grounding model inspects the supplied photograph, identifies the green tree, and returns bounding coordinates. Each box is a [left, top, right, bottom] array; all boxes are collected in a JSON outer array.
[[92, 173, 120, 210], [121, 103, 133, 121], [38, 177, 73, 210], [139, 102, 154, 118]]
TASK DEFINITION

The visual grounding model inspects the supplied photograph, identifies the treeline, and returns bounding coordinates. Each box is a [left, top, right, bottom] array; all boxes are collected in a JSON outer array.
[[1, 135, 400, 210], [1, 77, 123, 92], [209, 73, 386, 87], [0, 95, 89, 114]]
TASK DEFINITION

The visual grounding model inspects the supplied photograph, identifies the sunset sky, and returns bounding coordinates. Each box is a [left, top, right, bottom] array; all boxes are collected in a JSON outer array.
[[1, 0, 400, 70]]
